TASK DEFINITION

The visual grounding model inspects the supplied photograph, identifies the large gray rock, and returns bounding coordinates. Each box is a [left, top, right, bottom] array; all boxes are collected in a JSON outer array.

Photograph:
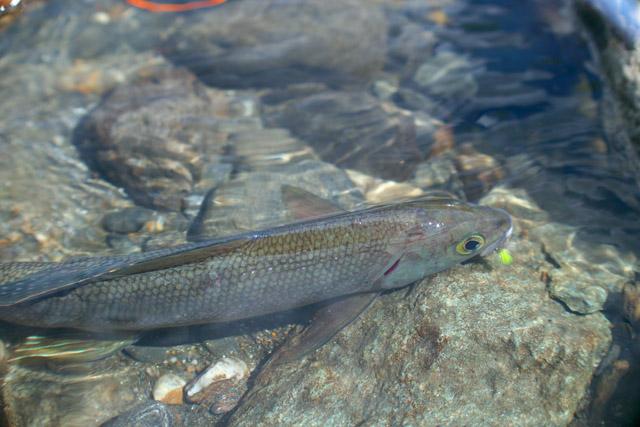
[[164, 0, 387, 88], [228, 187, 612, 426]]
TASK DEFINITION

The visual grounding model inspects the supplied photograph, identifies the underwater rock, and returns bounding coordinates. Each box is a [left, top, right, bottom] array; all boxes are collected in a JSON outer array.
[[2, 359, 150, 426], [454, 145, 505, 201], [102, 401, 176, 427], [414, 50, 480, 100], [228, 187, 611, 426], [576, 0, 640, 162], [163, 0, 386, 88], [345, 169, 424, 204], [546, 271, 608, 314], [230, 128, 317, 172], [102, 207, 155, 234], [264, 91, 421, 181], [152, 373, 186, 405], [385, 13, 437, 77], [190, 160, 363, 237], [411, 156, 464, 197], [73, 69, 241, 211], [484, 187, 635, 314], [623, 283, 640, 329], [185, 357, 249, 414], [530, 222, 635, 314]]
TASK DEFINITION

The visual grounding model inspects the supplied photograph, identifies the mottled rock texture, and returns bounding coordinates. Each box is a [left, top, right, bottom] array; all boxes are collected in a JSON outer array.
[[73, 69, 238, 211], [229, 189, 612, 427]]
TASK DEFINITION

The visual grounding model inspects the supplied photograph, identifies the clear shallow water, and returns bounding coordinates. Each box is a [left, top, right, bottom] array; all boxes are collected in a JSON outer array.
[[0, 0, 638, 425]]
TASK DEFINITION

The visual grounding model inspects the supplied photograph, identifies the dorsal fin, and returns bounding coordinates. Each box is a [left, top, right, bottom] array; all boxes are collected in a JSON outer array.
[[281, 185, 345, 220], [0, 236, 249, 307]]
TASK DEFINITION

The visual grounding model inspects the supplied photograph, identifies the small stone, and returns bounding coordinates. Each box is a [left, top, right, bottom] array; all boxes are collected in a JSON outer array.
[[454, 145, 504, 200], [185, 357, 248, 403], [345, 169, 424, 204], [102, 207, 154, 234], [92, 12, 110, 25], [105, 233, 138, 253], [152, 374, 186, 405], [414, 50, 479, 99], [411, 157, 459, 191]]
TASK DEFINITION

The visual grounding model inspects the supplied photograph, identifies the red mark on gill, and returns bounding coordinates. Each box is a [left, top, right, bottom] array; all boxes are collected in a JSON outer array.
[[125, 0, 226, 13], [384, 258, 401, 276]]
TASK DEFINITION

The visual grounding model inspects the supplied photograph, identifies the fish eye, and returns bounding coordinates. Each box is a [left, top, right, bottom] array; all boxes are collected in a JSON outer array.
[[456, 234, 485, 255]]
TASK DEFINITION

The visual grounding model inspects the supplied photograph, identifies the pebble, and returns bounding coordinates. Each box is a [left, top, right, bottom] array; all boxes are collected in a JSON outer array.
[[102, 207, 155, 234], [152, 374, 186, 405], [185, 357, 249, 404]]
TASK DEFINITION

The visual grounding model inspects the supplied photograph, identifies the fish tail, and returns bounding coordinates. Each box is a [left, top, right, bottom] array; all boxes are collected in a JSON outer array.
[[9, 334, 137, 364], [125, 0, 227, 13]]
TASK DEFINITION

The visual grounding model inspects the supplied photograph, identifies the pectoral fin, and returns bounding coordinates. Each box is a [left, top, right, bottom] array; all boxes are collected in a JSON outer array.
[[262, 292, 379, 369]]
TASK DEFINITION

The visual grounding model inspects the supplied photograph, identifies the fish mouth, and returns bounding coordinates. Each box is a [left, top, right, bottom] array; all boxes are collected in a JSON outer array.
[[480, 217, 513, 257]]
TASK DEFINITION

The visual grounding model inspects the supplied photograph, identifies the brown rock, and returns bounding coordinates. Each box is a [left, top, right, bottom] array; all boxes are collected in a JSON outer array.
[[73, 69, 235, 210]]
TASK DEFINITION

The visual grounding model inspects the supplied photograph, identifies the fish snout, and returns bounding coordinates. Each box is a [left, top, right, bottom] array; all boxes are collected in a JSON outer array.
[[479, 207, 513, 256]]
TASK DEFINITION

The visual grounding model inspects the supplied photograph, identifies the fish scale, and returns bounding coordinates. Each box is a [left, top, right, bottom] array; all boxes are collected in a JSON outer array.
[[1, 208, 411, 330], [0, 199, 512, 333]]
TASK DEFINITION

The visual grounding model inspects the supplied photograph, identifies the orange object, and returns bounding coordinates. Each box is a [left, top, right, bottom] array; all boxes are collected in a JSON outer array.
[[125, 0, 226, 13]]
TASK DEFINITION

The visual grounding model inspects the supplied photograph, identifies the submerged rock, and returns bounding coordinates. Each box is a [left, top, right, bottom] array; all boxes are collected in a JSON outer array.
[[101, 207, 155, 234], [191, 160, 363, 237], [454, 145, 505, 201], [152, 373, 186, 405], [102, 401, 176, 427], [185, 357, 249, 414], [264, 91, 421, 181], [228, 187, 611, 426], [2, 359, 150, 426], [576, 0, 640, 165], [163, 0, 386, 88], [73, 69, 242, 211], [484, 188, 636, 315], [414, 50, 480, 100]]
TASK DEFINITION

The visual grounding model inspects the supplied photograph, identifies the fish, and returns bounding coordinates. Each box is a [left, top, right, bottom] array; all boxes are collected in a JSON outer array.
[[125, 0, 226, 13], [0, 187, 512, 362]]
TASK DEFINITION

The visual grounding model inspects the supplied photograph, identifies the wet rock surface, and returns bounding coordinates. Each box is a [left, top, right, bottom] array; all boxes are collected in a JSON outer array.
[[264, 91, 422, 181], [73, 69, 241, 211], [102, 402, 177, 427], [228, 187, 613, 426], [163, 0, 386, 88], [576, 0, 640, 162]]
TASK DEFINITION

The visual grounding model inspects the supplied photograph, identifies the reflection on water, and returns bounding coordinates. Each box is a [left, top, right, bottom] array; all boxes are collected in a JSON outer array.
[[0, 0, 639, 425]]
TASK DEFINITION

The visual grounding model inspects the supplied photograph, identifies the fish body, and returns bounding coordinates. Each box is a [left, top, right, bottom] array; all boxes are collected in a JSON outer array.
[[0, 198, 511, 332]]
